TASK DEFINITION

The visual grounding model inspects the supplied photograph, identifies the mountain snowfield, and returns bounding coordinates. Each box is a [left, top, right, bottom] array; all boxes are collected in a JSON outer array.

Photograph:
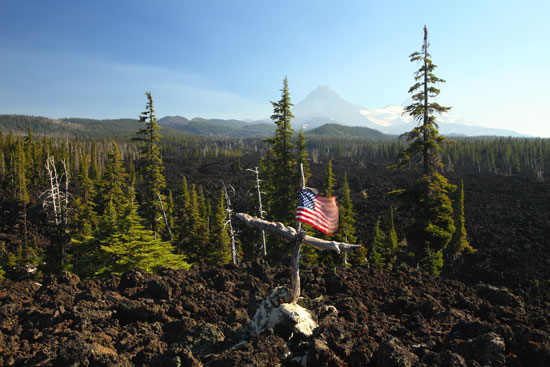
[[292, 86, 525, 137]]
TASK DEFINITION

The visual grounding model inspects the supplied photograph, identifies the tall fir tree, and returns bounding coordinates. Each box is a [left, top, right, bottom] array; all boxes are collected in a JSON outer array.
[[391, 25, 452, 175], [390, 26, 456, 275], [261, 77, 299, 264], [262, 77, 298, 224], [134, 91, 167, 238]]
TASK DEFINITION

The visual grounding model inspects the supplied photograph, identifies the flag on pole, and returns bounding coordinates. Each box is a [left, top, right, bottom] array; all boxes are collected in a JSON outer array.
[[296, 189, 339, 235]]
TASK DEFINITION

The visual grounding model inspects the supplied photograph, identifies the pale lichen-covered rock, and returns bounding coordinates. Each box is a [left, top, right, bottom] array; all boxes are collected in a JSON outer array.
[[247, 287, 318, 338], [279, 303, 317, 337]]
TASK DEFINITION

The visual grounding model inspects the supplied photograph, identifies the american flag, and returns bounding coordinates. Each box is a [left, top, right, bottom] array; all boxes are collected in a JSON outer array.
[[296, 189, 339, 235]]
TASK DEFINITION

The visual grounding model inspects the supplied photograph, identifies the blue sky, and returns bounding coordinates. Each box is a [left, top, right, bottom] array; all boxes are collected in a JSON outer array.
[[1, 0, 549, 136]]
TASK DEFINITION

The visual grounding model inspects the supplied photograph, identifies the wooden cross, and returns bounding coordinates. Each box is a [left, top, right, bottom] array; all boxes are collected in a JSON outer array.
[[235, 212, 360, 303]]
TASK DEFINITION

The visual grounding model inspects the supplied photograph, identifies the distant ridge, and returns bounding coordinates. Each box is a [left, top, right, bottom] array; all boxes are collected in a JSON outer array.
[[157, 115, 190, 129], [157, 117, 274, 137], [0, 114, 148, 137], [305, 123, 392, 140]]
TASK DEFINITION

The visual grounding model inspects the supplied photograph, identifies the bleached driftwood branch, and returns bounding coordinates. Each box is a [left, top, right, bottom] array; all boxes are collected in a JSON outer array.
[[236, 212, 361, 303], [235, 213, 360, 253]]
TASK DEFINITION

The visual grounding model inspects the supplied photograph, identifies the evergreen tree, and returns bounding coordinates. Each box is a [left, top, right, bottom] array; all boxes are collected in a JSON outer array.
[[324, 160, 335, 196], [207, 189, 231, 265], [262, 77, 298, 225], [174, 175, 192, 253], [134, 91, 167, 238], [94, 186, 188, 277], [369, 218, 385, 268], [391, 25, 452, 175], [317, 159, 339, 266], [397, 172, 455, 275], [382, 207, 400, 270], [14, 139, 29, 203], [390, 26, 456, 275], [184, 184, 209, 262], [89, 140, 100, 181], [96, 143, 128, 215], [447, 179, 475, 260], [369, 210, 400, 271], [71, 169, 188, 277], [167, 190, 175, 235], [71, 154, 97, 241], [339, 172, 363, 265], [14, 138, 29, 247], [261, 77, 299, 264]]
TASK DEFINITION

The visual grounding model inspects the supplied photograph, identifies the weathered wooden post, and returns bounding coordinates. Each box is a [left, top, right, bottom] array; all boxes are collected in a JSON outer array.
[[235, 213, 360, 303]]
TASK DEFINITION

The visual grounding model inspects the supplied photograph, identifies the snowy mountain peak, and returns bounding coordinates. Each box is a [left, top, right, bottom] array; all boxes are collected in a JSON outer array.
[[292, 86, 525, 137]]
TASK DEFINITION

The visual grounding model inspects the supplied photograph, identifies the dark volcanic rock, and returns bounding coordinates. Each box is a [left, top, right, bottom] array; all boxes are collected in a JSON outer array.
[[456, 331, 506, 365], [374, 334, 419, 367], [1, 262, 549, 366]]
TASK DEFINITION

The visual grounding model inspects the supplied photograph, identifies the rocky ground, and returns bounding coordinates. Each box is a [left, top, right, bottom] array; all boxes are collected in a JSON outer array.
[[1, 260, 549, 366], [2, 155, 550, 366]]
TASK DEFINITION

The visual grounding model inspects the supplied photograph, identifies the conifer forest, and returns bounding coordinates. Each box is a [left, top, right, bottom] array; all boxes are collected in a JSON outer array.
[[2, 30, 550, 367]]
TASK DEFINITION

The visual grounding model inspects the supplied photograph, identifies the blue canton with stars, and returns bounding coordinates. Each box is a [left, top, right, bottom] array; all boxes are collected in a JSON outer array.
[[298, 189, 316, 209]]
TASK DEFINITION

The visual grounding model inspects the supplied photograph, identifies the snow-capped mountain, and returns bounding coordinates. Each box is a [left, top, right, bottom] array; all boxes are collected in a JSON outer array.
[[293, 86, 526, 137]]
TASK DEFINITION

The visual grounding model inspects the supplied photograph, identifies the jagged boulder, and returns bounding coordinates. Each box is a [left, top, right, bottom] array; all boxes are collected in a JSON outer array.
[[374, 334, 419, 367], [456, 331, 506, 366], [476, 282, 523, 308]]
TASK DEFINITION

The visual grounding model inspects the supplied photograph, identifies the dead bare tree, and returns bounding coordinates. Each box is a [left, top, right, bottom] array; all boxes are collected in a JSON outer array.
[[41, 156, 70, 270], [247, 167, 267, 256], [534, 159, 544, 182], [222, 182, 238, 265], [157, 192, 173, 241]]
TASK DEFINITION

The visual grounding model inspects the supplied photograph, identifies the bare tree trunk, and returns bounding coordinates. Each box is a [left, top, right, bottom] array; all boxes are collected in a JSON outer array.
[[43, 157, 70, 271], [45, 157, 60, 225], [247, 167, 267, 256], [61, 159, 70, 270], [223, 183, 238, 265], [290, 237, 302, 303], [157, 192, 173, 241]]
